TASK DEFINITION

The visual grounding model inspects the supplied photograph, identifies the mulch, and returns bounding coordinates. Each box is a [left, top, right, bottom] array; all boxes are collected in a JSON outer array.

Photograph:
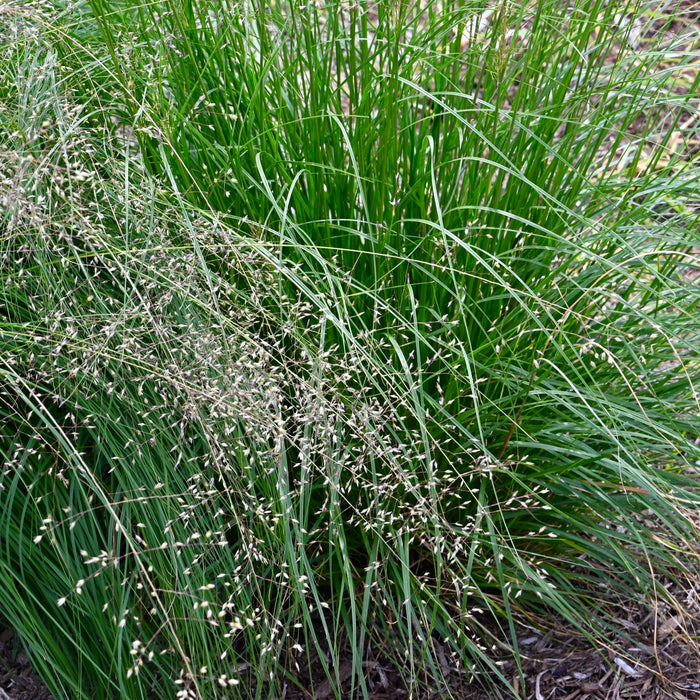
[[0, 628, 54, 700], [279, 594, 700, 700], [276, 560, 700, 699]]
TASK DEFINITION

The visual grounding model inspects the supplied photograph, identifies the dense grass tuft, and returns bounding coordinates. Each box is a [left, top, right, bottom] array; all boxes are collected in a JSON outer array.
[[1, 0, 699, 698]]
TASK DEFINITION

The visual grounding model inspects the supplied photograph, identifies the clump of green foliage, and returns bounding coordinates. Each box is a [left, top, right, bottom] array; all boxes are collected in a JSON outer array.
[[1, 0, 699, 698]]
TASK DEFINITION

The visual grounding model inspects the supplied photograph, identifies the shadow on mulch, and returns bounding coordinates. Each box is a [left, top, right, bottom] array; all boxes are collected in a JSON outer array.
[[0, 628, 53, 700]]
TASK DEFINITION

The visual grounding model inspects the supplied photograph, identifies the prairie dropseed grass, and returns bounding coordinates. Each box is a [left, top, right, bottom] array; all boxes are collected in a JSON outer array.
[[1, 0, 699, 698]]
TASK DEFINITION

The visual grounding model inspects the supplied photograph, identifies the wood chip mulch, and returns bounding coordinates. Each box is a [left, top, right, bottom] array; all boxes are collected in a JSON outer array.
[[0, 628, 54, 700], [280, 569, 700, 700]]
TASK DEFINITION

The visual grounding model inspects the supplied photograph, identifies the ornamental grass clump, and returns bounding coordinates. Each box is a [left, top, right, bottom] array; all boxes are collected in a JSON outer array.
[[1, 0, 699, 698]]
